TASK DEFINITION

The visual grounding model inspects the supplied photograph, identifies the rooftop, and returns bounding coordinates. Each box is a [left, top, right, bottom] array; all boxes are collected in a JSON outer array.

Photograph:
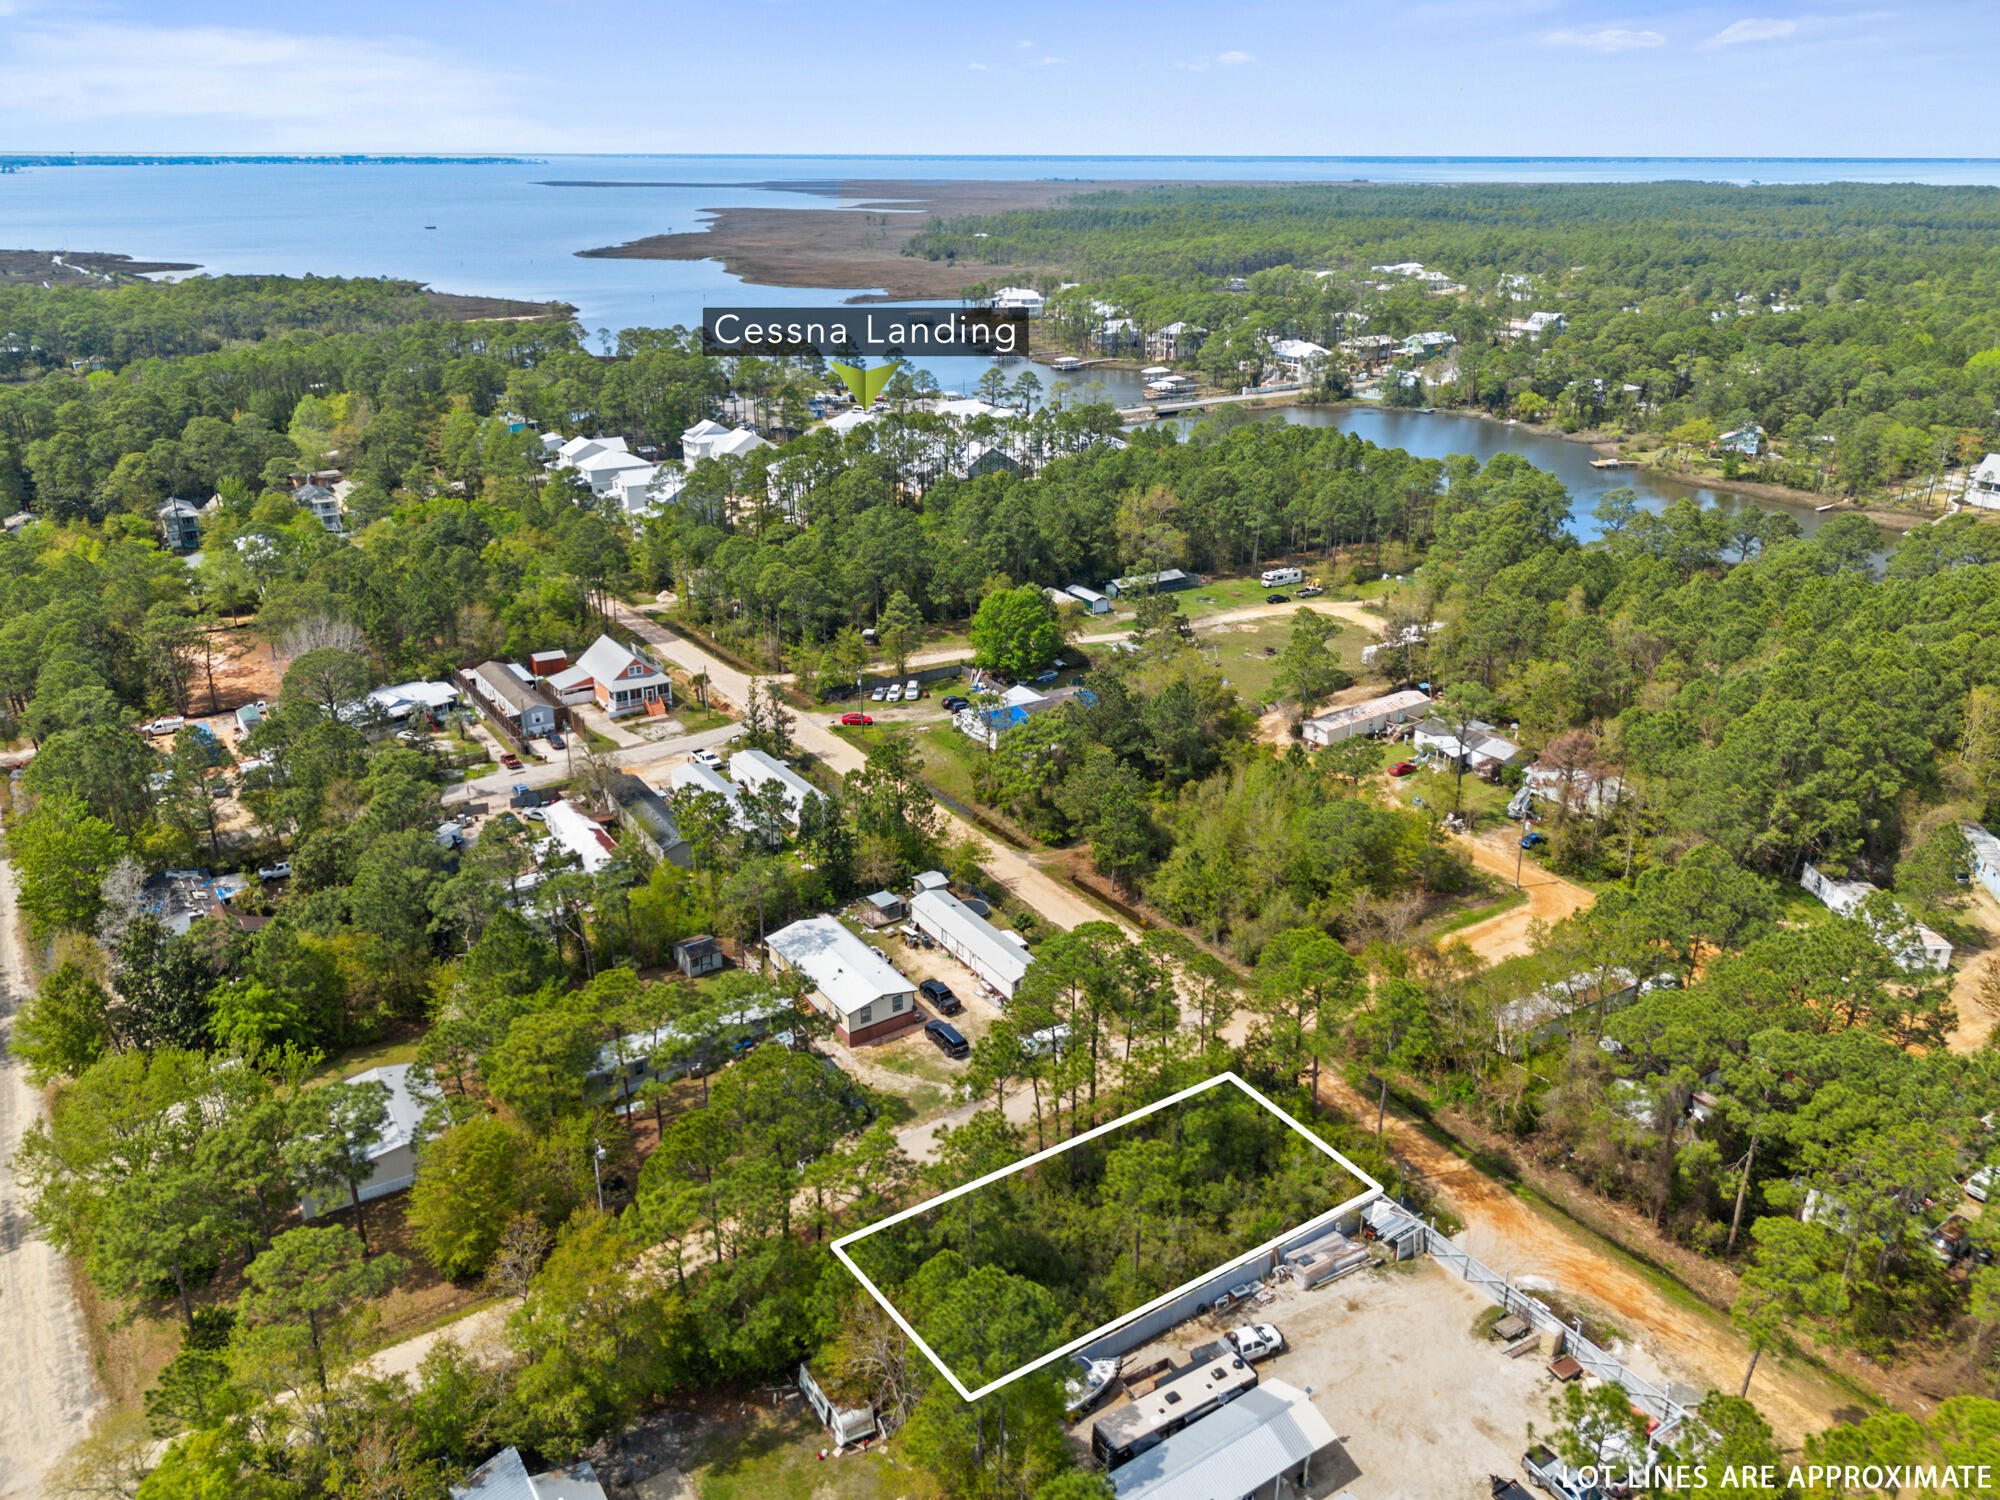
[[767, 915, 913, 1020], [1110, 1379, 1335, 1500], [910, 887, 1032, 991]]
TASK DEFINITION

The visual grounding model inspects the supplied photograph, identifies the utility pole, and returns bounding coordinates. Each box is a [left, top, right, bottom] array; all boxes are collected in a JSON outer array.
[[1515, 820, 1531, 890], [592, 1140, 606, 1213]]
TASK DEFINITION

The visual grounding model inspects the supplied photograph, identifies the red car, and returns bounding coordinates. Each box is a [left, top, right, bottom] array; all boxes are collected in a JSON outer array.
[[839, 712, 874, 727], [1389, 760, 1418, 777], [499, 753, 523, 770]]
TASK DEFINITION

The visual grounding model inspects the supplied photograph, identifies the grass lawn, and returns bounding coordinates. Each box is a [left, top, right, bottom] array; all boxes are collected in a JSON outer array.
[[1423, 884, 1530, 941], [308, 1031, 423, 1084], [1187, 613, 1366, 707], [850, 722, 985, 810], [691, 1409, 919, 1500], [581, 729, 621, 755], [671, 703, 732, 735]]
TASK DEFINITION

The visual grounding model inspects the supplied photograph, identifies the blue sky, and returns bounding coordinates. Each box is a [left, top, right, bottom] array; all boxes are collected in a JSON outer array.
[[0, 0, 1988, 156]]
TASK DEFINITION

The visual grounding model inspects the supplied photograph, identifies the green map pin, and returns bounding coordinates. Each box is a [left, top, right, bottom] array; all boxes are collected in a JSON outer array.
[[829, 359, 900, 406]]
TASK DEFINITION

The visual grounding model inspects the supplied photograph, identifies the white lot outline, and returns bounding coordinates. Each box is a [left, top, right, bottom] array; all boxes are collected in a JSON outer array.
[[830, 1071, 1384, 1402]]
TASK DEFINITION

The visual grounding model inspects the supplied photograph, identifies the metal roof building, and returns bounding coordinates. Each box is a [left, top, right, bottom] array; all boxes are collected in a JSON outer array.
[[1109, 1380, 1338, 1500], [766, 915, 918, 1047], [909, 887, 1034, 998], [728, 747, 821, 825]]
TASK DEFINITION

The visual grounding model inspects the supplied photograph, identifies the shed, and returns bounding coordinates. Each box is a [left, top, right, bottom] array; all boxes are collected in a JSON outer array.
[[674, 934, 724, 978], [859, 891, 906, 928], [912, 870, 951, 894], [529, 650, 569, 676], [1064, 584, 1111, 614], [450, 1448, 607, 1500]]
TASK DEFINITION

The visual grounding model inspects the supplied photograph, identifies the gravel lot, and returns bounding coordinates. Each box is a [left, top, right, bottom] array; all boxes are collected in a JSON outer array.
[[1080, 1259, 1559, 1500]]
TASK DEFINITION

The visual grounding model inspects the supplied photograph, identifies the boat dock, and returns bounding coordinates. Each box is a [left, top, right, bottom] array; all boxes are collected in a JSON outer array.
[[1589, 457, 1637, 470]]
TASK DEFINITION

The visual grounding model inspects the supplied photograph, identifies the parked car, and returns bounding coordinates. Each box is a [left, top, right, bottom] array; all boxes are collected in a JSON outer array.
[[1389, 760, 1418, 776], [140, 715, 187, 736], [1967, 1166, 1996, 1203], [1520, 830, 1547, 850], [547, 731, 566, 749], [499, 753, 523, 770], [1265, 593, 1290, 604], [1032, 669, 1059, 686], [870, 685, 888, 702], [904, 679, 922, 699], [919, 978, 962, 1015], [1521, 1444, 1607, 1500], [941, 695, 969, 711], [839, 712, 873, 727], [1927, 1216, 1973, 1263], [1226, 1324, 1284, 1362], [886, 684, 904, 703], [256, 861, 292, 882], [1296, 584, 1325, 597], [925, 1020, 969, 1059], [524, 806, 547, 822], [692, 748, 722, 768]]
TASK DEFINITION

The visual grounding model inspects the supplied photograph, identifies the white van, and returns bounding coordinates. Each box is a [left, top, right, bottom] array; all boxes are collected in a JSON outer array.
[[1259, 567, 1304, 587]]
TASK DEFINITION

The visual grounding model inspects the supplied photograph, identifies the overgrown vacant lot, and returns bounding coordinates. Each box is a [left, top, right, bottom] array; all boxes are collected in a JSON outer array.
[[841, 1079, 1372, 1386]]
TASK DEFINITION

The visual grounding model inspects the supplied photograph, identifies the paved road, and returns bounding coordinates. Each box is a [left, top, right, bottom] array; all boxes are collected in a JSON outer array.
[[441, 721, 742, 807], [0, 858, 103, 1498], [610, 604, 1128, 936]]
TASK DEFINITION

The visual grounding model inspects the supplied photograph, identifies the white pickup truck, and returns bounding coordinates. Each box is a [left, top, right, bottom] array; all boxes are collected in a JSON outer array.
[[1227, 1324, 1284, 1362]]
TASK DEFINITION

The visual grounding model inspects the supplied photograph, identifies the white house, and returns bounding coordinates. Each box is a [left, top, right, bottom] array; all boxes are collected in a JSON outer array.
[[909, 887, 1034, 999], [1967, 454, 2000, 510], [668, 758, 756, 833], [766, 916, 919, 1046], [990, 286, 1046, 316], [727, 748, 821, 826], [1511, 311, 1567, 338], [1412, 717, 1524, 773], [1266, 339, 1330, 380], [1399, 330, 1458, 359], [571, 446, 656, 497], [300, 1063, 427, 1217], [367, 680, 460, 722], [1964, 823, 2000, 902], [681, 419, 771, 468], [546, 635, 672, 717], [538, 799, 620, 874], [555, 434, 626, 469], [1800, 863, 1953, 973], [1300, 690, 1432, 747]]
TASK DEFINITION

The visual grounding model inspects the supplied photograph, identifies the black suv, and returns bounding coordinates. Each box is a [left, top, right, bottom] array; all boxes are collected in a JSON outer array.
[[919, 978, 962, 1015], [941, 695, 970, 712], [925, 1019, 969, 1059]]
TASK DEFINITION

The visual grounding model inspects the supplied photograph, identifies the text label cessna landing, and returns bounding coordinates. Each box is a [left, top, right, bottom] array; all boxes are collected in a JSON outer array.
[[700, 306, 1028, 357]]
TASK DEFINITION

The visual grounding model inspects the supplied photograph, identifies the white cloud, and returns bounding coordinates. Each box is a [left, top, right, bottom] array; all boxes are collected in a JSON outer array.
[[969, 62, 988, 70], [1018, 39, 1035, 47], [1702, 17, 1800, 47], [1032, 55, 1064, 66], [1178, 50, 1258, 71], [0, 17, 548, 149], [1542, 26, 1667, 50]]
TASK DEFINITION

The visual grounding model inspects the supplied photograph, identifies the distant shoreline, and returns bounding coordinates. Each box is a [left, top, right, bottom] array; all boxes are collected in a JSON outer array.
[[574, 177, 1239, 302]]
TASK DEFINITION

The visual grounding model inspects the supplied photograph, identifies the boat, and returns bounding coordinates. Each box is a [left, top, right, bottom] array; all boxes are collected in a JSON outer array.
[[424, 225, 437, 230], [1064, 1354, 1120, 1415]]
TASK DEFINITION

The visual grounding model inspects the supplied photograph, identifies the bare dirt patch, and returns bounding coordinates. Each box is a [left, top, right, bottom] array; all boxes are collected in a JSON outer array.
[[1446, 831, 1594, 964]]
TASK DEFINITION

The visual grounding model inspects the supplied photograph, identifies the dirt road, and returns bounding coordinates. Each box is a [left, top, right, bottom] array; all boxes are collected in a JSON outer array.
[[0, 858, 104, 1497], [1312, 1075, 1848, 1448], [1449, 830, 1594, 963], [1944, 888, 2000, 1055]]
